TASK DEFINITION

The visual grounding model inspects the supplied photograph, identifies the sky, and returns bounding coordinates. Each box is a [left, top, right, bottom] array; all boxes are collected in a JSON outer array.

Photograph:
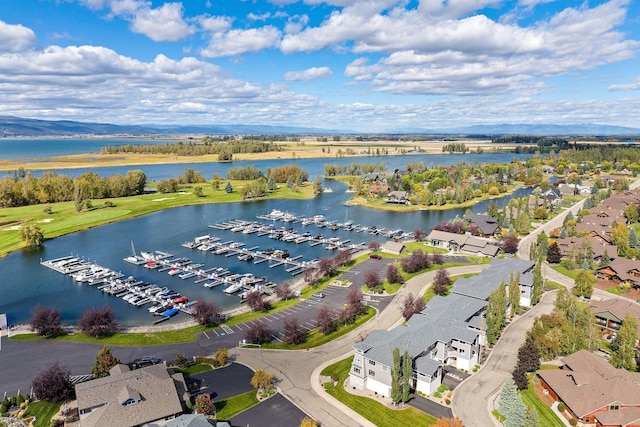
[[0, 0, 639, 132]]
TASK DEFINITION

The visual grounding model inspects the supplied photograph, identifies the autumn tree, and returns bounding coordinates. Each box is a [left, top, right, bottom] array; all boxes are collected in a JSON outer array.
[[368, 240, 381, 251], [19, 224, 44, 247], [500, 235, 519, 254], [433, 268, 450, 296], [346, 287, 366, 316], [244, 290, 271, 312], [573, 269, 595, 299], [191, 300, 220, 326], [315, 306, 336, 335], [251, 368, 274, 391], [317, 257, 337, 276], [194, 393, 216, 417], [245, 321, 272, 344], [92, 345, 120, 378], [401, 293, 425, 321], [275, 282, 294, 300], [610, 314, 638, 371], [283, 317, 306, 345], [413, 229, 427, 242], [30, 305, 63, 337], [386, 264, 404, 284], [299, 419, 319, 427], [214, 348, 229, 367], [363, 269, 382, 289], [31, 362, 73, 403], [78, 305, 118, 337]]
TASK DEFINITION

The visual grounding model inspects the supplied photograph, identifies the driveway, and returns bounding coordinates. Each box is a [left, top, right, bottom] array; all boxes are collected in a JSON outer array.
[[229, 393, 308, 427], [451, 290, 557, 427], [408, 395, 453, 419], [189, 362, 254, 401]]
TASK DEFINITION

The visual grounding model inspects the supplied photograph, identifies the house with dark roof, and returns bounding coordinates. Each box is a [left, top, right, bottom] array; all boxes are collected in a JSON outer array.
[[76, 364, 188, 427], [537, 350, 640, 426], [596, 258, 640, 288], [349, 258, 534, 396], [463, 213, 501, 237]]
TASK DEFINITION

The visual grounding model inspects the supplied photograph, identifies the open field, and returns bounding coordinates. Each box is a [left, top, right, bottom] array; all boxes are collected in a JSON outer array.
[[0, 138, 533, 172]]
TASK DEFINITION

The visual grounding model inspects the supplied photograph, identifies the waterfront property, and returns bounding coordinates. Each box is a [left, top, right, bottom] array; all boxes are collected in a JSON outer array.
[[349, 258, 535, 396], [537, 350, 640, 427], [426, 229, 500, 257], [75, 364, 188, 427]]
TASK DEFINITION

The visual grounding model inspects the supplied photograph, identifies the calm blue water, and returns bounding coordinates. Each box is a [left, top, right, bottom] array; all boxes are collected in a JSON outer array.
[[0, 138, 174, 161], [0, 180, 532, 326], [0, 140, 532, 326]]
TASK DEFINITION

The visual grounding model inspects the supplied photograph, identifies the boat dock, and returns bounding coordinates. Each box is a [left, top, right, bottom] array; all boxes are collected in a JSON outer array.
[[41, 256, 196, 321]]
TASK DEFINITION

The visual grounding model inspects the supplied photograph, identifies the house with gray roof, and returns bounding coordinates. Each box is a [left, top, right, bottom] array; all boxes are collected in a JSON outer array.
[[349, 258, 534, 396], [463, 213, 501, 237], [426, 230, 500, 257], [76, 364, 188, 427]]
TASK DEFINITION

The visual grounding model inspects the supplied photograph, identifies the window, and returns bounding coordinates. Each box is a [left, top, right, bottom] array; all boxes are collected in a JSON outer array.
[[610, 405, 620, 410], [382, 365, 388, 372], [369, 360, 376, 366], [368, 370, 375, 377], [460, 348, 465, 354], [353, 367, 361, 374]]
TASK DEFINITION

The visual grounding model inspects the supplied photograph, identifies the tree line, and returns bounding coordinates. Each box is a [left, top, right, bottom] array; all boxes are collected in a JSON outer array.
[[100, 140, 283, 156], [0, 169, 146, 208]]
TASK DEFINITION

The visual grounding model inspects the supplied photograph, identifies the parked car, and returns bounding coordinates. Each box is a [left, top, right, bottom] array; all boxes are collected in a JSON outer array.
[[130, 356, 162, 369], [369, 254, 382, 259], [312, 292, 325, 299]]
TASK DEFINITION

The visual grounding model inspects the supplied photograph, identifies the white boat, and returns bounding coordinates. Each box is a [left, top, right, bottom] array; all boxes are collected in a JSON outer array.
[[223, 282, 243, 294]]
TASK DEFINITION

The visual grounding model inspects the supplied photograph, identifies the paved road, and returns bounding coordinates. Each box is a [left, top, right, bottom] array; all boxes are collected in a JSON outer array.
[[451, 289, 558, 427], [230, 264, 490, 427]]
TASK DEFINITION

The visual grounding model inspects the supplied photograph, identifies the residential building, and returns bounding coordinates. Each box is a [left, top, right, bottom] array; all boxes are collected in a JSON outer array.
[[426, 230, 500, 257], [591, 299, 640, 347], [385, 190, 409, 204], [75, 364, 188, 427], [349, 258, 534, 397], [596, 258, 640, 288], [463, 213, 501, 237], [537, 350, 640, 426]]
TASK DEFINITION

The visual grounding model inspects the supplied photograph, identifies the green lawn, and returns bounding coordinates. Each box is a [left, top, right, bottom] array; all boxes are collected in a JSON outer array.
[[22, 401, 61, 427], [262, 306, 376, 350], [544, 281, 565, 290], [171, 363, 213, 375], [321, 356, 437, 427], [214, 390, 259, 420], [520, 380, 564, 427]]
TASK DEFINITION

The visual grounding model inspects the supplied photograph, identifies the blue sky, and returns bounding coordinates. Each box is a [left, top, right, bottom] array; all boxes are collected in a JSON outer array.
[[0, 0, 639, 131]]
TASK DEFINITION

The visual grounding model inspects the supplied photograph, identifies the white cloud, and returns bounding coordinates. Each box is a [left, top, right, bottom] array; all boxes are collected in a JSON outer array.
[[0, 20, 37, 52], [284, 66, 332, 81], [248, 12, 272, 21], [200, 26, 281, 58], [609, 77, 640, 91], [130, 2, 195, 41], [197, 15, 233, 33]]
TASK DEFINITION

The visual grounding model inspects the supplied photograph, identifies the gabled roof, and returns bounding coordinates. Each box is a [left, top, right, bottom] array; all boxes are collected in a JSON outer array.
[[427, 229, 468, 246], [538, 350, 640, 418], [591, 299, 640, 335], [463, 213, 500, 235], [76, 364, 186, 427]]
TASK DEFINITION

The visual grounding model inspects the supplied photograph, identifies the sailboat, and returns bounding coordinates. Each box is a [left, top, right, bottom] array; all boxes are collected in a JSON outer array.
[[123, 241, 146, 265]]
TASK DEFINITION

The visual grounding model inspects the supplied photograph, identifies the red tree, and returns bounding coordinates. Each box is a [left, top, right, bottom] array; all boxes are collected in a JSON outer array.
[[31, 362, 73, 403], [283, 317, 306, 345], [386, 264, 404, 284], [433, 268, 451, 295], [315, 306, 336, 334], [191, 300, 220, 326], [245, 321, 272, 344], [363, 269, 382, 288], [30, 306, 63, 337], [78, 305, 118, 337]]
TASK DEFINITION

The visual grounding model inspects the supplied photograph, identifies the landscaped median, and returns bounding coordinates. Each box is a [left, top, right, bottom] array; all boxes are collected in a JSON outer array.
[[321, 356, 437, 427]]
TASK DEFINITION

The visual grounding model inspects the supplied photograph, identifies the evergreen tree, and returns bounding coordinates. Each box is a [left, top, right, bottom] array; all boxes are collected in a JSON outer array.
[[535, 232, 549, 261], [486, 281, 507, 345], [532, 261, 543, 305], [599, 249, 611, 268], [390, 347, 402, 404], [225, 182, 233, 193], [630, 228, 640, 249], [546, 242, 562, 264], [559, 226, 567, 239], [517, 339, 541, 372], [267, 175, 276, 191], [525, 408, 541, 427], [512, 362, 528, 391], [498, 379, 528, 427], [92, 345, 120, 378], [402, 349, 412, 403], [610, 314, 638, 371], [563, 211, 574, 225]]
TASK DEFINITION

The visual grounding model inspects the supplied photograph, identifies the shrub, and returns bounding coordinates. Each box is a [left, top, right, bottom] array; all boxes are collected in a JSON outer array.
[[31, 361, 73, 403], [174, 353, 188, 368], [569, 418, 577, 426], [558, 402, 565, 412]]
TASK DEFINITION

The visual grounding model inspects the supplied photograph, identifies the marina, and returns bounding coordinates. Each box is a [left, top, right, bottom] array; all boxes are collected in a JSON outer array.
[[41, 255, 196, 323]]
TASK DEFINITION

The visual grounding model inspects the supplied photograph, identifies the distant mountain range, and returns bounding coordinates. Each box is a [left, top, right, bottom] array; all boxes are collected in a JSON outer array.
[[1, 115, 639, 137]]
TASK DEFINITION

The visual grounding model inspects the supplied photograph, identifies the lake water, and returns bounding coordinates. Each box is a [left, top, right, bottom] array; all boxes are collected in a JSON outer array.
[[0, 140, 532, 326]]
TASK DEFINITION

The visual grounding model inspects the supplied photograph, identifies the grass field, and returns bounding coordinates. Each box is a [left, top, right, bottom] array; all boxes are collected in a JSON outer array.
[[550, 263, 578, 280], [22, 401, 61, 427], [321, 356, 437, 427], [214, 390, 260, 420], [520, 380, 564, 427]]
